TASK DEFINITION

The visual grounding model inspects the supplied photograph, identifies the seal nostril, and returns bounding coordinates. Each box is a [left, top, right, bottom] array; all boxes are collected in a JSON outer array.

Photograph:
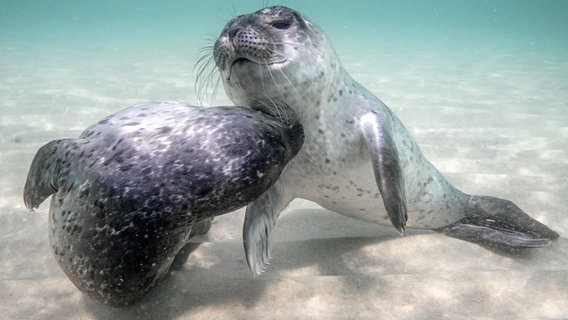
[[228, 28, 241, 40]]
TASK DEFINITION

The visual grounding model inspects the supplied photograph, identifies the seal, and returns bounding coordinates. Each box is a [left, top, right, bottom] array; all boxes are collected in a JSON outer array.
[[208, 6, 560, 274], [23, 101, 304, 306]]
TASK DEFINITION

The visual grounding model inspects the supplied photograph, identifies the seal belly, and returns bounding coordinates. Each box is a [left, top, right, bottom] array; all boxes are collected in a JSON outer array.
[[286, 145, 467, 229], [282, 102, 469, 229], [217, 5, 559, 275]]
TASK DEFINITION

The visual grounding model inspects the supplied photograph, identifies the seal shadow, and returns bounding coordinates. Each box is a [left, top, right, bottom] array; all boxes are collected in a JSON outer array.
[[79, 208, 401, 319], [81, 206, 559, 319]]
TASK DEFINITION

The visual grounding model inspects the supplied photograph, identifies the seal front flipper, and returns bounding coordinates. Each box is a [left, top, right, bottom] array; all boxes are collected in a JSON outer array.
[[24, 139, 75, 210], [436, 195, 559, 248], [243, 183, 293, 275], [359, 112, 408, 233]]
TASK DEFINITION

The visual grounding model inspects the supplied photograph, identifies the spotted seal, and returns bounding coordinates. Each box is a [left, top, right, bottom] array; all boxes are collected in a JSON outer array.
[[208, 6, 559, 274], [23, 101, 303, 306]]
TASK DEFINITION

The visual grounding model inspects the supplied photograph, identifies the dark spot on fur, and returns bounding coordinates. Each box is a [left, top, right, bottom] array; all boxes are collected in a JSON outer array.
[[120, 164, 133, 171], [158, 127, 172, 134], [79, 188, 90, 198]]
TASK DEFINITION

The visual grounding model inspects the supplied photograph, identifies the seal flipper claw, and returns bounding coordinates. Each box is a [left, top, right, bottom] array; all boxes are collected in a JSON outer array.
[[436, 195, 559, 248], [243, 183, 292, 275], [360, 112, 408, 233], [24, 139, 73, 210]]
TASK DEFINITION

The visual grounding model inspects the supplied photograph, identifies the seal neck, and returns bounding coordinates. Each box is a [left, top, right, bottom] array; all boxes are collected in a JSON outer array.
[[250, 102, 304, 158]]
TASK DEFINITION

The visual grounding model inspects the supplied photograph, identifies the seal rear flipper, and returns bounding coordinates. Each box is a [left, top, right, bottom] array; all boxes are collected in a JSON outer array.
[[243, 183, 292, 275], [23, 139, 74, 210], [359, 112, 408, 233], [435, 195, 559, 248]]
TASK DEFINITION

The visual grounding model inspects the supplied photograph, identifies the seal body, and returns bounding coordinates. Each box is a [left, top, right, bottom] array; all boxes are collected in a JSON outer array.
[[23, 101, 303, 306], [211, 6, 559, 274]]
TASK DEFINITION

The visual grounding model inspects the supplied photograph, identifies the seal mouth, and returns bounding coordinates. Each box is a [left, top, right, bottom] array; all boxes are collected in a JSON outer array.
[[231, 58, 252, 67], [227, 57, 288, 80]]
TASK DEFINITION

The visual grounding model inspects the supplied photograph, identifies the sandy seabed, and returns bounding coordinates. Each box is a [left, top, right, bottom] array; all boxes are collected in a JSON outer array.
[[1, 39, 567, 320]]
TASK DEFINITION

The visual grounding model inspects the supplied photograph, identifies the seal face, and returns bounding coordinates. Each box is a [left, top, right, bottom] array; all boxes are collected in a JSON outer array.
[[211, 6, 559, 274], [23, 101, 303, 306]]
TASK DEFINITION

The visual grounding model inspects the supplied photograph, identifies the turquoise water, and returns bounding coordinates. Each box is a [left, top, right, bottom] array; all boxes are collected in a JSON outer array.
[[1, 1, 567, 319], [2, 1, 567, 110], [2, 0, 567, 54]]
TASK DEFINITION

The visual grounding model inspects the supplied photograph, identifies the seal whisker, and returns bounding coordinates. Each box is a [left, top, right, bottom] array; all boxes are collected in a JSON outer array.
[[270, 62, 311, 116], [260, 60, 295, 121], [195, 44, 221, 106], [254, 70, 286, 121]]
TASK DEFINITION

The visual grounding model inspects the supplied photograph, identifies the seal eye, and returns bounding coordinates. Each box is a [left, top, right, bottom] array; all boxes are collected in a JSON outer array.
[[270, 20, 291, 30]]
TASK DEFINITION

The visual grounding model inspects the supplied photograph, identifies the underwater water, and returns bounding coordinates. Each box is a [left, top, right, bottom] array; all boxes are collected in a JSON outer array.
[[1, 1, 567, 319]]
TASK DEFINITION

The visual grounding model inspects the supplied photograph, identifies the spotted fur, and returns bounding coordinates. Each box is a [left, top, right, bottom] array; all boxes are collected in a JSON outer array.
[[209, 6, 559, 274], [23, 101, 303, 306]]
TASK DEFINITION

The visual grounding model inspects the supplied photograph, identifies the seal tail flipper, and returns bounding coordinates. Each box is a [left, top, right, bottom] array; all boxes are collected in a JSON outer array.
[[360, 111, 408, 233], [23, 139, 73, 211], [243, 183, 292, 275], [435, 195, 559, 248]]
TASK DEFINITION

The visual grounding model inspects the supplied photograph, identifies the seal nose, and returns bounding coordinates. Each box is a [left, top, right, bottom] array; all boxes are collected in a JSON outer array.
[[228, 28, 241, 41]]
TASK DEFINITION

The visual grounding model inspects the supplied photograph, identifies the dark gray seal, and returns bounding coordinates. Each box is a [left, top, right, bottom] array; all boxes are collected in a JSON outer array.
[[208, 6, 559, 274], [23, 101, 303, 306]]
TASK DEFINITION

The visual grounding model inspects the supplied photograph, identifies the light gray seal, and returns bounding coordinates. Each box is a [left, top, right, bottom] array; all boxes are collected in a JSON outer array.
[[209, 6, 559, 274], [23, 101, 303, 306]]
